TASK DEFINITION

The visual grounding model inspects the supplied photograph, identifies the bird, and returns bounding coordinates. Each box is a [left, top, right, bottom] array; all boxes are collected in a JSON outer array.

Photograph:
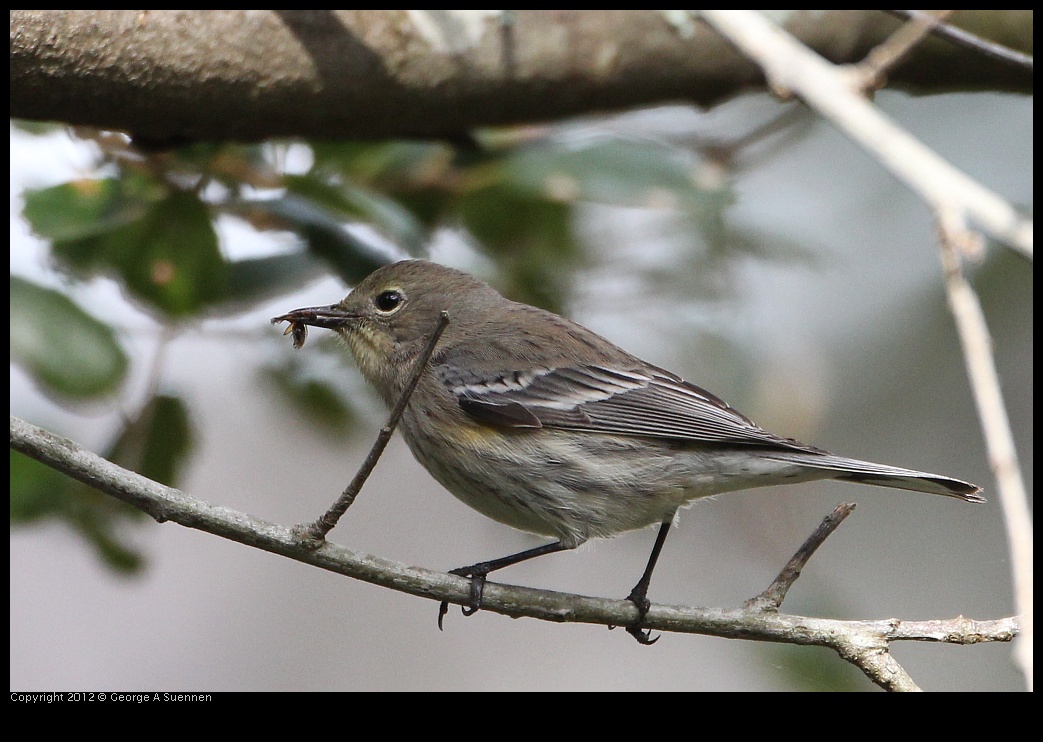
[[273, 259, 983, 643]]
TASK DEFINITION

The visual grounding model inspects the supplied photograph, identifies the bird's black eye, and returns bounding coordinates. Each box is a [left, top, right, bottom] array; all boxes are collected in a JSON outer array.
[[374, 289, 403, 313]]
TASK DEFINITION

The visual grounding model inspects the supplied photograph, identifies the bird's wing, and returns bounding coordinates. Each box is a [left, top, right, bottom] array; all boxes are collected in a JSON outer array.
[[438, 362, 821, 451]]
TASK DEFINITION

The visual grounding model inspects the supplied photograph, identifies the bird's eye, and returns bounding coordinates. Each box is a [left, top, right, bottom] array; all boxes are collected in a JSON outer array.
[[374, 289, 404, 313]]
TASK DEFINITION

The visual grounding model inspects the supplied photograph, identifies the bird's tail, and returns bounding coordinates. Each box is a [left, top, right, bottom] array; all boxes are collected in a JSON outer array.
[[763, 452, 985, 502]]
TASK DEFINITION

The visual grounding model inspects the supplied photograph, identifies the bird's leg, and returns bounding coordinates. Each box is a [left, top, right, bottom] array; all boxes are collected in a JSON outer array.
[[622, 520, 673, 645], [438, 541, 569, 629]]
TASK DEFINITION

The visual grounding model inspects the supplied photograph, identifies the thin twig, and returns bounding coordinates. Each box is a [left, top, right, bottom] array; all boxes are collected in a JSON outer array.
[[295, 311, 450, 544], [693, 102, 810, 172], [858, 10, 953, 90], [884, 10, 1034, 71], [744, 503, 857, 612], [937, 211, 1033, 691]]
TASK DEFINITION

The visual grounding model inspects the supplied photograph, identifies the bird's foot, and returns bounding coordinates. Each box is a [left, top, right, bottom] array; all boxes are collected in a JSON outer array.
[[437, 564, 489, 630], [623, 586, 659, 646]]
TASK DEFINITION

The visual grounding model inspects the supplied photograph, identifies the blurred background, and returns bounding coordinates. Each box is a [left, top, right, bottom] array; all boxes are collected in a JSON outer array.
[[10, 82, 1031, 690]]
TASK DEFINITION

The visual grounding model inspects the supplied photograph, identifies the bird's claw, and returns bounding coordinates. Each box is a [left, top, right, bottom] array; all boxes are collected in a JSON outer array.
[[623, 587, 660, 645], [437, 565, 488, 630], [625, 625, 660, 645]]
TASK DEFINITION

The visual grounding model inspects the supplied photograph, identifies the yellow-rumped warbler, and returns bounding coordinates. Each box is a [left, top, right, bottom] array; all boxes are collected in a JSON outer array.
[[274, 259, 983, 642]]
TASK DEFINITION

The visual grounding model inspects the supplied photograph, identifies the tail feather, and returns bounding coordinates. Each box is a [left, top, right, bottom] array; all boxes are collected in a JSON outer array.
[[834, 471, 985, 502], [764, 452, 985, 502]]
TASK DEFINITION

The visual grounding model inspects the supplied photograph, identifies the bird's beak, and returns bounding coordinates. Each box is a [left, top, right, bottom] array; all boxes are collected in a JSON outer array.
[[271, 304, 357, 349], [271, 304, 356, 331]]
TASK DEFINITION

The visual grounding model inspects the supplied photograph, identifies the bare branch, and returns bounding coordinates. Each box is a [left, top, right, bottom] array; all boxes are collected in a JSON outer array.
[[696, 9, 1032, 691], [857, 10, 954, 90], [937, 212, 1034, 691], [275, 310, 450, 543], [744, 502, 857, 612], [885, 10, 1034, 71], [10, 415, 1017, 691], [699, 11, 1031, 257]]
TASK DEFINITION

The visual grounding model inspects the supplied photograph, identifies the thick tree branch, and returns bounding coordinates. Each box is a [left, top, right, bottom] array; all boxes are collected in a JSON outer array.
[[10, 415, 1017, 692], [10, 10, 1032, 142]]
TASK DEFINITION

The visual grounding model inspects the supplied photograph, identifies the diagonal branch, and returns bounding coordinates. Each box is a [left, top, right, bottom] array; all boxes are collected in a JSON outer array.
[[10, 415, 1018, 691], [744, 502, 857, 612], [884, 9, 1034, 71], [277, 310, 450, 543], [699, 9, 1032, 258], [699, 9, 1032, 691], [857, 10, 954, 89]]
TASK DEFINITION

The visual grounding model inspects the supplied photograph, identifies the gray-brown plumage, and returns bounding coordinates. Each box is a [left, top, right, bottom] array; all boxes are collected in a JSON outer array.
[[274, 260, 983, 641]]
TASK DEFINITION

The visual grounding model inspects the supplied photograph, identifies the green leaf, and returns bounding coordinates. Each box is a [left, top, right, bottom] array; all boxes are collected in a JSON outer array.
[[23, 176, 158, 242], [37, 182, 227, 317], [251, 195, 391, 284], [501, 137, 707, 207], [309, 141, 456, 227], [11, 397, 191, 573], [311, 141, 453, 184], [106, 394, 194, 487], [76, 521, 146, 573], [223, 252, 326, 305], [10, 277, 128, 399], [118, 192, 227, 316], [9, 449, 72, 522], [11, 450, 147, 574], [457, 185, 580, 313], [285, 174, 430, 255], [263, 364, 357, 436]]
